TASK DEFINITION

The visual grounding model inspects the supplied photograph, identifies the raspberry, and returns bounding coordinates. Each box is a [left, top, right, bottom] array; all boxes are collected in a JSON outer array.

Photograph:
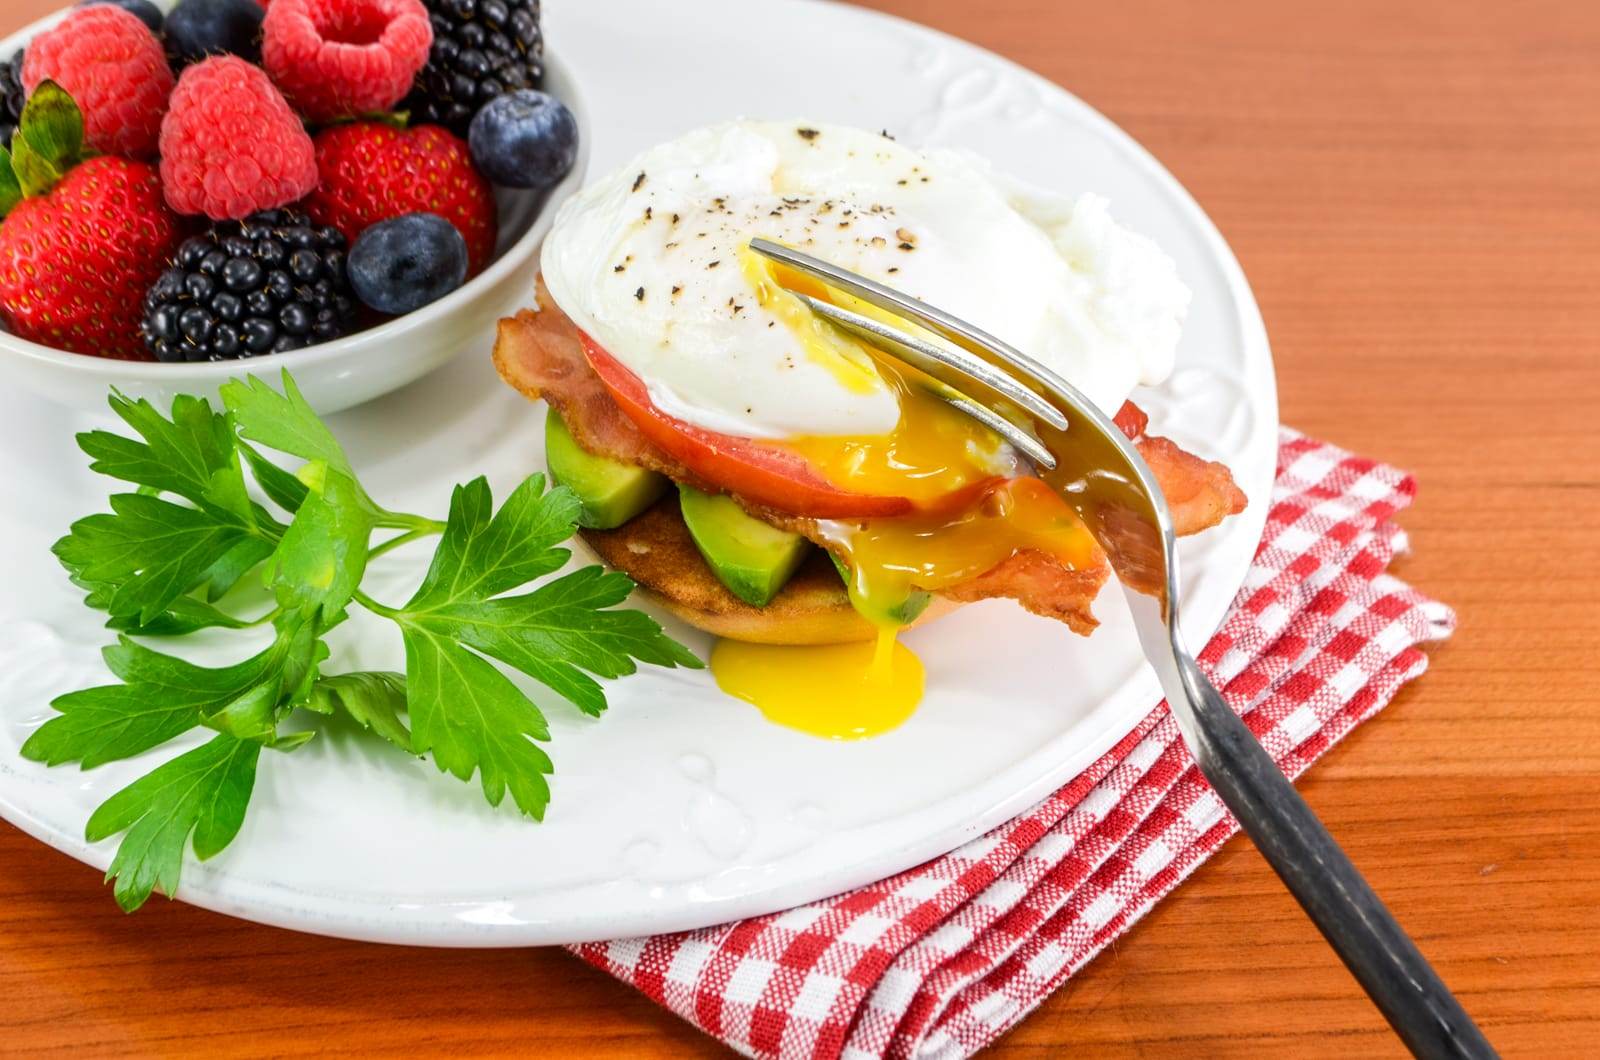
[[20, 6, 174, 160], [262, 0, 431, 123], [158, 56, 318, 220]]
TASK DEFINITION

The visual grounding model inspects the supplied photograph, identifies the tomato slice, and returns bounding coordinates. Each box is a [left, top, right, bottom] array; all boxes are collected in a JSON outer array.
[[579, 332, 1151, 520], [1113, 400, 1147, 440], [579, 331, 916, 518]]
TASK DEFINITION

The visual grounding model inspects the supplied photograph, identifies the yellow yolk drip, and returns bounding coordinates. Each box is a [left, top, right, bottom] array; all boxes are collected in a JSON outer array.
[[710, 245, 1098, 739], [827, 477, 1097, 621], [711, 628, 924, 740], [739, 247, 881, 394], [742, 246, 1014, 505]]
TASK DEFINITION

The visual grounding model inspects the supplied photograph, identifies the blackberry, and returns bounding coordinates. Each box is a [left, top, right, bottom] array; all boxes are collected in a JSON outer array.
[[0, 51, 24, 151], [141, 209, 357, 362], [402, 0, 543, 135]]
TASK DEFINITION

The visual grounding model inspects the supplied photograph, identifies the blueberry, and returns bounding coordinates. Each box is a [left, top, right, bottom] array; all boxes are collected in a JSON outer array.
[[78, 0, 164, 34], [348, 213, 469, 316], [467, 90, 579, 190], [165, 0, 263, 68]]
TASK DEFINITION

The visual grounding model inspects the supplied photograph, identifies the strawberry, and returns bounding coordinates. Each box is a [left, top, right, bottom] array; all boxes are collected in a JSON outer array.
[[0, 82, 186, 360], [303, 122, 497, 277]]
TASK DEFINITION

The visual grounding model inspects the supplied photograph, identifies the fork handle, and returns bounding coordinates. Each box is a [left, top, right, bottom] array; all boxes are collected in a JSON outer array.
[[1170, 655, 1496, 1058]]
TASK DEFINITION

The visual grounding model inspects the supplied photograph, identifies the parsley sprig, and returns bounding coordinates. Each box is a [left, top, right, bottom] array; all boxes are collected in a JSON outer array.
[[24, 370, 701, 912]]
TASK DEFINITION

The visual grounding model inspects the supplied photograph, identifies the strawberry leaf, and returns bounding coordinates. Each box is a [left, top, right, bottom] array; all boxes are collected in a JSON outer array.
[[17, 80, 85, 174], [0, 151, 18, 217], [9, 134, 61, 199]]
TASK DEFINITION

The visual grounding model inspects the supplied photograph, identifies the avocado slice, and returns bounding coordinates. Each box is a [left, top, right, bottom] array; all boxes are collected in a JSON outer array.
[[544, 408, 668, 529], [678, 485, 813, 607], [828, 552, 933, 627]]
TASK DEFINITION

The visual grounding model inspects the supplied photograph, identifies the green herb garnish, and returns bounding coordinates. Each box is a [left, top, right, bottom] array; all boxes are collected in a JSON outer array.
[[24, 370, 701, 912]]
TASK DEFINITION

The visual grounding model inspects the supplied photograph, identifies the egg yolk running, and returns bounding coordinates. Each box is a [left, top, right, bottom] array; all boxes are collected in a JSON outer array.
[[710, 248, 1096, 738]]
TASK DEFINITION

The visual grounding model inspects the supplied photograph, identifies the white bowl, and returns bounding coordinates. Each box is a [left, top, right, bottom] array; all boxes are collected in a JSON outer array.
[[0, 6, 588, 414]]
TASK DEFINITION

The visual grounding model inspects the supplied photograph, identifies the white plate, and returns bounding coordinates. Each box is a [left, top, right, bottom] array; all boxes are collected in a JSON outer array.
[[0, 0, 1276, 946]]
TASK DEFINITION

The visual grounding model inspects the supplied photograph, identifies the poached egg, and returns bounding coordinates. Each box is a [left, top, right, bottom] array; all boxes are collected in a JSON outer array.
[[541, 120, 1189, 440], [539, 121, 1192, 738]]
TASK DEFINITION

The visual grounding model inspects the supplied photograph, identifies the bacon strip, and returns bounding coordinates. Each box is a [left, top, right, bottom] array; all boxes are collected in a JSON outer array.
[[494, 280, 696, 482], [494, 287, 1246, 631]]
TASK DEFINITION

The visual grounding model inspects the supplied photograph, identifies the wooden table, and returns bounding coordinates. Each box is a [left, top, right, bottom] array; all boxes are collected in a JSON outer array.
[[3, 0, 1597, 1055]]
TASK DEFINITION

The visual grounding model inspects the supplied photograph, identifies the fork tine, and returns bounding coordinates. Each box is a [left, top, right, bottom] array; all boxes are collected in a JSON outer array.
[[793, 294, 1057, 468], [792, 293, 1066, 442], [750, 237, 1077, 429], [751, 235, 1173, 597], [806, 294, 1056, 470], [928, 387, 1058, 470]]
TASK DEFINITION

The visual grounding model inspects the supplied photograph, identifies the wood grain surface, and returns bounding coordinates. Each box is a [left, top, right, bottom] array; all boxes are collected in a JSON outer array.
[[3, 0, 1598, 1055]]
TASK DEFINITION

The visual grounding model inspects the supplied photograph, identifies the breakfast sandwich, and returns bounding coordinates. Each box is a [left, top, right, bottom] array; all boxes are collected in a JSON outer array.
[[493, 120, 1245, 720]]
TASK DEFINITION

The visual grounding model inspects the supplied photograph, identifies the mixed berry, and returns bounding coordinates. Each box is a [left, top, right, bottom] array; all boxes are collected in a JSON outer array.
[[142, 209, 357, 361], [163, 0, 264, 69], [0, 52, 22, 148], [402, 0, 543, 135], [0, 0, 578, 362], [83, 0, 166, 36]]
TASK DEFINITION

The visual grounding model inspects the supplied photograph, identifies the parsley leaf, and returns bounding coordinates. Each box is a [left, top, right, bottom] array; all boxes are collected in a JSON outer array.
[[221, 371, 356, 479], [60, 392, 285, 628], [103, 594, 252, 636], [239, 442, 309, 514], [407, 474, 578, 604], [54, 494, 260, 624], [266, 461, 375, 623], [193, 613, 326, 746], [199, 536, 278, 603], [85, 734, 261, 912], [76, 576, 254, 637], [31, 370, 703, 911], [438, 564, 703, 717], [385, 475, 701, 817], [21, 637, 271, 768], [77, 393, 250, 519], [401, 631, 555, 816], [22, 612, 324, 771], [305, 672, 412, 752]]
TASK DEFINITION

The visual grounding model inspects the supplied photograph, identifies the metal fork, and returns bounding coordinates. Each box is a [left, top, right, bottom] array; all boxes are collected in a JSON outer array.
[[749, 237, 1495, 1060]]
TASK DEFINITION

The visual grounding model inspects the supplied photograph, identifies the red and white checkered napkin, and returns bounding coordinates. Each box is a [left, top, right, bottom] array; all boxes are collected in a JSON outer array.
[[571, 430, 1455, 1059]]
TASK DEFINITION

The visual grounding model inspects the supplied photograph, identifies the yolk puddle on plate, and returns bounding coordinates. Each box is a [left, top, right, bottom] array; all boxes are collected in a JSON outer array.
[[710, 628, 924, 740]]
